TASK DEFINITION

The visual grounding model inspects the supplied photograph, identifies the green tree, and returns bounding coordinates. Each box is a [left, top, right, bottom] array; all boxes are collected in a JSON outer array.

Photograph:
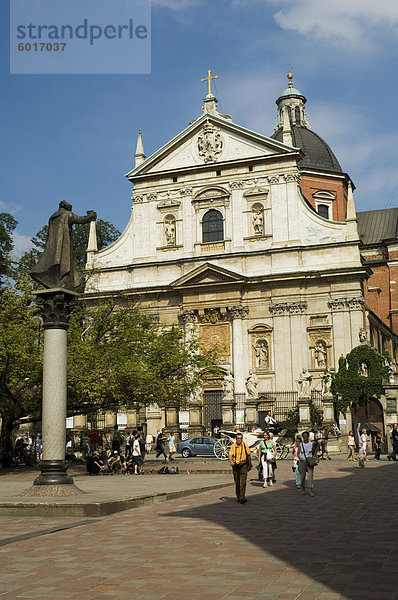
[[0, 280, 42, 465], [16, 219, 120, 280], [332, 345, 389, 416], [0, 213, 18, 283], [67, 298, 220, 414]]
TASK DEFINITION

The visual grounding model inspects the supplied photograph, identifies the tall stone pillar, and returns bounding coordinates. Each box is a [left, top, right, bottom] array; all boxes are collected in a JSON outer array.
[[188, 392, 205, 437], [33, 289, 79, 488], [321, 393, 335, 425], [228, 305, 250, 426], [228, 305, 249, 395]]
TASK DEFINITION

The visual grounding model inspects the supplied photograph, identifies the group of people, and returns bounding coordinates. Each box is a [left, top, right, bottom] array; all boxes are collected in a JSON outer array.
[[229, 429, 318, 503], [86, 428, 178, 475]]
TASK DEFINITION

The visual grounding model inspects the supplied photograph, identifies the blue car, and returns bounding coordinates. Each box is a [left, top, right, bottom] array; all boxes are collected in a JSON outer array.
[[176, 436, 216, 458]]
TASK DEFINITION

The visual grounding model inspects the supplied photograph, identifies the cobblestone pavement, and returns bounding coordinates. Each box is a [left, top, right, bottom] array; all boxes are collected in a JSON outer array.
[[0, 459, 397, 599]]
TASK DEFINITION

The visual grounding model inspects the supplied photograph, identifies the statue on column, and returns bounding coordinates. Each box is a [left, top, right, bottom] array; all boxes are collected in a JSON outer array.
[[322, 367, 333, 397], [222, 368, 234, 400], [245, 369, 258, 399], [297, 367, 312, 397], [30, 201, 97, 290]]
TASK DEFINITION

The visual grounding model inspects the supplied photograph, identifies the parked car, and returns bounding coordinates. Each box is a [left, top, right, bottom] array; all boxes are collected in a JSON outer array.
[[176, 436, 216, 458]]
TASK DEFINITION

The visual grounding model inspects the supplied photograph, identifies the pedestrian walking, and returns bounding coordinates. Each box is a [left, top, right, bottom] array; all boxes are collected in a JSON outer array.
[[257, 431, 276, 488], [387, 423, 398, 461], [374, 432, 382, 460], [229, 432, 251, 504], [360, 428, 368, 462], [167, 433, 176, 461], [346, 430, 355, 461], [132, 435, 144, 474], [145, 433, 153, 453], [297, 431, 317, 496], [155, 431, 168, 461], [292, 435, 301, 488]]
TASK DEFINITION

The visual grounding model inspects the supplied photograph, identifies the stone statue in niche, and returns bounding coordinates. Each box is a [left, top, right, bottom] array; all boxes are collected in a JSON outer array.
[[222, 368, 234, 400], [297, 367, 312, 397], [245, 369, 258, 398], [360, 362, 368, 377], [164, 218, 176, 246], [314, 340, 327, 369], [252, 206, 264, 235], [254, 338, 268, 369]]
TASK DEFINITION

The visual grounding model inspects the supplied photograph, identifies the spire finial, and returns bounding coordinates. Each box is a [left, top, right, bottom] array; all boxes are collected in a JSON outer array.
[[287, 70, 293, 88], [201, 69, 219, 96], [134, 129, 145, 167]]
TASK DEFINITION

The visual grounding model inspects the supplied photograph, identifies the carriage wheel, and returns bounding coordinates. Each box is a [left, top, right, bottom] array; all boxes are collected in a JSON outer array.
[[281, 445, 289, 460], [276, 442, 284, 460], [213, 438, 233, 460]]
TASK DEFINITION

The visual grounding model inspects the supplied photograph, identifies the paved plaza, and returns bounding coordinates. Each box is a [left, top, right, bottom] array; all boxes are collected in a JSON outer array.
[[0, 458, 397, 599]]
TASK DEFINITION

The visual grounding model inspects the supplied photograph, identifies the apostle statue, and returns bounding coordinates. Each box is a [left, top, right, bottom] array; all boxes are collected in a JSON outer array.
[[322, 367, 333, 397], [222, 368, 234, 400], [314, 341, 327, 369], [252, 207, 264, 235], [30, 201, 97, 290], [164, 219, 176, 245], [245, 369, 258, 399], [297, 367, 312, 397]]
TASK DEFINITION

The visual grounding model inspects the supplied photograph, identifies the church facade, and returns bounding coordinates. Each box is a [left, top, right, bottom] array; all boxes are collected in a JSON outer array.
[[83, 73, 397, 438]]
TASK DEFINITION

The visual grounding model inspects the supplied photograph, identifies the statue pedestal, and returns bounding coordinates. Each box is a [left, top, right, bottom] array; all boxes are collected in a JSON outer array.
[[126, 405, 141, 429], [32, 289, 79, 491], [245, 398, 259, 428], [164, 405, 180, 439], [188, 399, 205, 437], [221, 396, 236, 429], [298, 396, 312, 431], [321, 393, 335, 425]]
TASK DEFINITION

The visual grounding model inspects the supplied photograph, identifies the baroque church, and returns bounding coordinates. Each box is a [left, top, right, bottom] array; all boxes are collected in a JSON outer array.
[[83, 72, 398, 439]]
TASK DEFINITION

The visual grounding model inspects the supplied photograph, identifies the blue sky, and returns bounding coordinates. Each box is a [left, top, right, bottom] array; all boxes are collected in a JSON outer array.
[[1, 0, 398, 256]]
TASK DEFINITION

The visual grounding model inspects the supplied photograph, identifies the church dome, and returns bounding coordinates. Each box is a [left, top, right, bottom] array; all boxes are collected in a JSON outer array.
[[272, 73, 343, 174], [271, 125, 343, 174]]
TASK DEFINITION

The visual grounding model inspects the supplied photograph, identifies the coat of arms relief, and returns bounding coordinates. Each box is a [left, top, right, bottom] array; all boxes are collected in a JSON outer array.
[[197, 122, 223, 163]]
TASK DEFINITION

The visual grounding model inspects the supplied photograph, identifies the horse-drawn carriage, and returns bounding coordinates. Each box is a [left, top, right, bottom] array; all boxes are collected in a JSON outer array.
[[213, 429, 292, 460]]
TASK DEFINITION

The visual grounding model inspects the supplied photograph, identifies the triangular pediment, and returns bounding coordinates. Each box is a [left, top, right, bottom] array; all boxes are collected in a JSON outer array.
[[171, 263, 246, 289], [126, 113, 298, 179]]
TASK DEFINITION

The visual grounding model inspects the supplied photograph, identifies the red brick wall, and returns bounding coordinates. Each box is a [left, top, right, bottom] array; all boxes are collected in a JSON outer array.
[[300, 176, 347, 222]]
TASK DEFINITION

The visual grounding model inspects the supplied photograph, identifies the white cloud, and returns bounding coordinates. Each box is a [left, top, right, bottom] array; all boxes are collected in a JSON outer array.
[[152, 0, 199, 10], [268, 0, 398, 49], [0, 199, 23, 216], [12, 231, 33, 258]]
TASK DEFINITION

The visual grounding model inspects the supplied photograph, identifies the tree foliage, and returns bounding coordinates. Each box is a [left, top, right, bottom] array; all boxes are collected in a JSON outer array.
[[0, 213, 17, 282], [0, 280, 42, 463], [332, 345, 389, 416], [67, 298, 221, 414]]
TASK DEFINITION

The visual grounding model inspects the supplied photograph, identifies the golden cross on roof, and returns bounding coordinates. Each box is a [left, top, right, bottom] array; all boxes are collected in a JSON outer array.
[[201, 69, 219, 95]]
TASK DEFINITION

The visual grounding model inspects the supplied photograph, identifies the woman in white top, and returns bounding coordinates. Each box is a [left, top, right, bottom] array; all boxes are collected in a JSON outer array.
[[346, 430, 355, 461], [297, 431, 316, 497]]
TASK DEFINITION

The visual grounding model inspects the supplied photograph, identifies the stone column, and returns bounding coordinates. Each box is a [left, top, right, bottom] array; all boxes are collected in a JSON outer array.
[[188, 393, 205, 437], [221, 397, 236, 429], [33, 289, 79, 487], [228, 306, 249, 395]]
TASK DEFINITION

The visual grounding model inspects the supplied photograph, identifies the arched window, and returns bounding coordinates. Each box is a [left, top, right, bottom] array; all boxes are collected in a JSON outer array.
[[317, 204, 329, 219], [295, 106, 301, 124], [202, 209, 224, 243]]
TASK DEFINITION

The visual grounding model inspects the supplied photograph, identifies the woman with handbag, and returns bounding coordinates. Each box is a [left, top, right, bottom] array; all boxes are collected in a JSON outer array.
[[297, 431, 317, 497], [257, 431, 277, 488]]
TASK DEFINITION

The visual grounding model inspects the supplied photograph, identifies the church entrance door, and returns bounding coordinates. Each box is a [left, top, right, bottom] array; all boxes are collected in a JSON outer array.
[[204, 390, 223, 435]]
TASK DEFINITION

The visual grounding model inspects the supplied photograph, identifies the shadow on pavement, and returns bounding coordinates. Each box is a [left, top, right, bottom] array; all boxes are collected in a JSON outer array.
[[163, 461, 398, 600]]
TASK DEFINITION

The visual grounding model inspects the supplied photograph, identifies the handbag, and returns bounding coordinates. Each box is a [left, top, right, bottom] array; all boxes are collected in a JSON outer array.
[[302, 442, 318, 468], [245, 444, 253, 471]]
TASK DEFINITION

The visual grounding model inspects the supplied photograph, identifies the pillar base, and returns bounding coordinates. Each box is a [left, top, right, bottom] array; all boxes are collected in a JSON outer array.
[[34, 460, 74, 486]]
